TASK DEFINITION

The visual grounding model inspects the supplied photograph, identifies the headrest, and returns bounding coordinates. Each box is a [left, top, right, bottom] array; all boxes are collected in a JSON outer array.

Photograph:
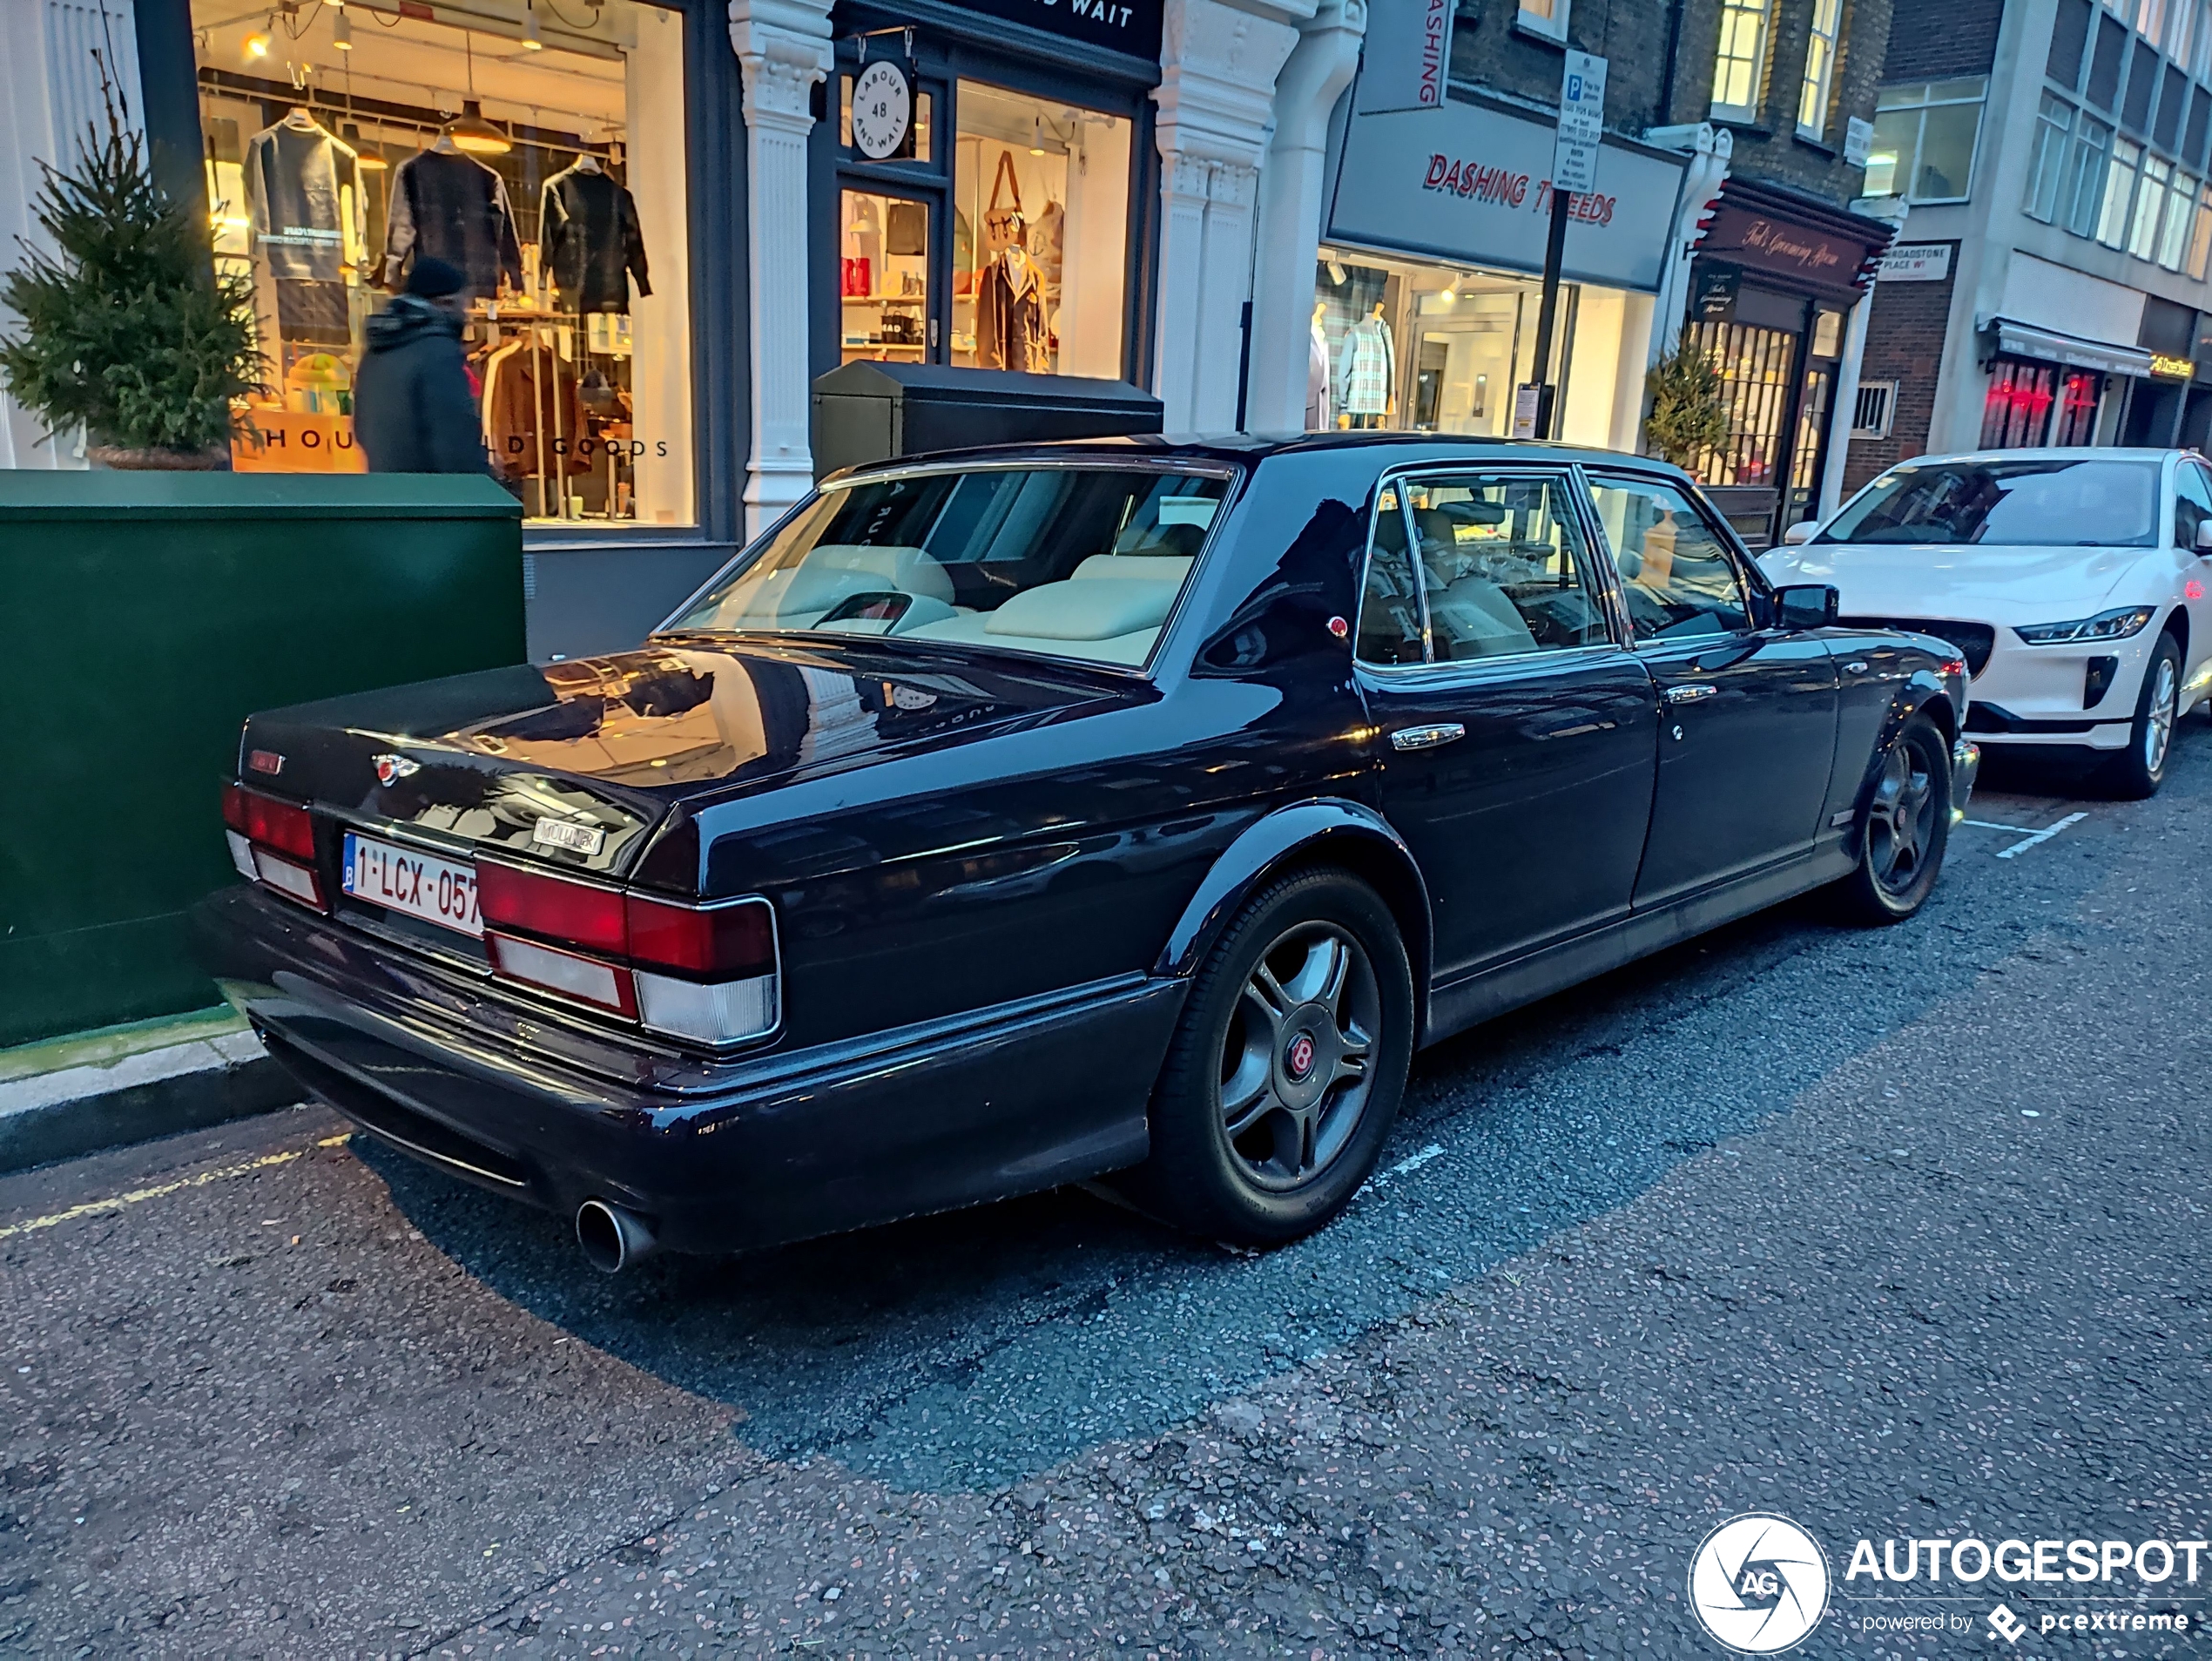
[[986, 579, 1176, 641]]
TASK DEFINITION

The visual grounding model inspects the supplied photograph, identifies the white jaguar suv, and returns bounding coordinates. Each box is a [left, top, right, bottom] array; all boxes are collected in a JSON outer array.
[[1762, 448, 2212, 796]]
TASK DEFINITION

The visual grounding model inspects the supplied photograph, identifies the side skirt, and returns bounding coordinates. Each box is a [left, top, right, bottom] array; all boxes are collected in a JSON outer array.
[[1421, 847, 1853, 1046]]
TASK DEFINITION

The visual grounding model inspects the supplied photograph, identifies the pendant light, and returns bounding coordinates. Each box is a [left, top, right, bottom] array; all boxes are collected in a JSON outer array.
[[444, 32, 511, 153], [1028, 114, 1046, 156], [331, 7, 351, 48], [523, 1, 543, 49]]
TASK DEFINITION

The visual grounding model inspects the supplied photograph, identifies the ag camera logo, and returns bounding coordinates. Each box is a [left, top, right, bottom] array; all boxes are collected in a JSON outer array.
[[1689, 1513, 1831, 1653]]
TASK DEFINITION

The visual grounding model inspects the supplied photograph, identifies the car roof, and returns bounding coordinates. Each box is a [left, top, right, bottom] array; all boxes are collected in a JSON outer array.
[[1889, 446, 2188, 468], [828, 430, 1700, 485]]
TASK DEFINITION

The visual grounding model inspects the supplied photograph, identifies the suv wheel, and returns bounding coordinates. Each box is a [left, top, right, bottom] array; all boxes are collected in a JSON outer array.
[[2101, 632, 2181, 800]]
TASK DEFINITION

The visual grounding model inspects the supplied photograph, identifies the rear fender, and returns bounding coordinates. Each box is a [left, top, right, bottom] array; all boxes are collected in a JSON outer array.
[[1152, 798, 1433, 1030]]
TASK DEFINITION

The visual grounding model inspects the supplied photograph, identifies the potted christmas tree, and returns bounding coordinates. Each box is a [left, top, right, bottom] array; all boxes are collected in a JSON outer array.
[[0, 76, 260, 469]]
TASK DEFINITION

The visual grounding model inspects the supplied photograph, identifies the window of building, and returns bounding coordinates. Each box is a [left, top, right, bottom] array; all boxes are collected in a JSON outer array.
[[1711, 0, 1771, 122], [1677, 319, 1798, 488], [2161, 170, 2199, 263], [840, 190, 932, 361], [197, 0, 693, 526], [2100, 137, 2143, 245], [1851, 381, 1898, 439], [2189, 179, 2212, 273], [2026, 93, 2077, 219], [1865, 79, 1987, 202], [1518, 0, 1570, 41], [948, 83, 1130, 378], [1798, 0, 1843, 138], [1979, 360, 2104, 446], [2132, 153, 2174, 254], [2066, 113, 2114, 233]]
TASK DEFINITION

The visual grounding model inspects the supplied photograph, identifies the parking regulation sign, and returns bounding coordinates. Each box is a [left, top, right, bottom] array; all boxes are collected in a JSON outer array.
[[1554, 50, 1606, 193]]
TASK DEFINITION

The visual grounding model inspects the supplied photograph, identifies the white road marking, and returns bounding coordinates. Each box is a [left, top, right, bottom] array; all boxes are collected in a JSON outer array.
[[1364, 1143, 1446, 1195], [0, 1134, 351, 1243], [1961, 819, 2036, 833], [1993, 812, 2088, 860]]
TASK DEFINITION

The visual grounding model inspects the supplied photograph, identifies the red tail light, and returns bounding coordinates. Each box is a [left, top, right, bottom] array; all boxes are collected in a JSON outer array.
[[625, 895, 776, 978], [223, 783, 315, 862], [476, 862, 627, 955]]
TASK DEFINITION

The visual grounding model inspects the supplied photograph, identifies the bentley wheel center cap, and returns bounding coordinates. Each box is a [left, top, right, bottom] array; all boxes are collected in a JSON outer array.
[[1285, 1031, 1318, 1083]]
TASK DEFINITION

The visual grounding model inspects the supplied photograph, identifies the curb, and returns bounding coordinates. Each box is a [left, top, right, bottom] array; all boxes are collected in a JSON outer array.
[[0, 1023, 300, 1176]]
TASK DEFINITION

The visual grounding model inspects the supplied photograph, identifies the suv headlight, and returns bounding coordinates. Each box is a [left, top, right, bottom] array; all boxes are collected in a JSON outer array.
[[2013, 605, 2157, 645]]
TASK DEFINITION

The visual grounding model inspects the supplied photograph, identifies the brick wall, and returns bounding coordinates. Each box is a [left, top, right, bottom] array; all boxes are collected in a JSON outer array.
[[1665, 0, 1897, 206], [1447, 0, 1676, 130], [1843, 243, 1960, 490], [1883, 0, 2006, 78]]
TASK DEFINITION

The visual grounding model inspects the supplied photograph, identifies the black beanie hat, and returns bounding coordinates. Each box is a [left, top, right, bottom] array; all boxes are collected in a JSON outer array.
[[405, 257, 467, 299]]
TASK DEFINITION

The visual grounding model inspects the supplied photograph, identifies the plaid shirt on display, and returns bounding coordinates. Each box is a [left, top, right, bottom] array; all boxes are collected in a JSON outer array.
[[1338, 318, 1394, 416]]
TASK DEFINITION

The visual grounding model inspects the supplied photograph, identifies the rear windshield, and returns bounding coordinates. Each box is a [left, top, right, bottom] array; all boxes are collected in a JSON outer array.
[[1817, 457, 2160, 548], [661, 466, 1231, 668]]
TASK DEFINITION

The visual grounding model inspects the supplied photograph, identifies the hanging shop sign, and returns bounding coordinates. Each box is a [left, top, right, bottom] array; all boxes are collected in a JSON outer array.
[[934, 0, 1163, 60], [851, 57, 914, 159], [1698, 202, 1880, 300], [1325, 95, 1685, 292], [1358, 0, 1455, 114], [1692, 262, 1740, 321]]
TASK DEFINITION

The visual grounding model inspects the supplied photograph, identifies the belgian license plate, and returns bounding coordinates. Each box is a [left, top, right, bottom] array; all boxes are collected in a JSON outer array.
[[342, 833, 482, 936]]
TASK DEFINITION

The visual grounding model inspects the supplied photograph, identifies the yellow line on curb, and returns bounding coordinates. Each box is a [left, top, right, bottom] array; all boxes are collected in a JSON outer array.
[[0, 1134, 353, 1244]]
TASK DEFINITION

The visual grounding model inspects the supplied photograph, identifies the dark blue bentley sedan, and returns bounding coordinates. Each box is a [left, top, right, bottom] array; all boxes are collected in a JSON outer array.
[[197, 434, 1978, 1271]]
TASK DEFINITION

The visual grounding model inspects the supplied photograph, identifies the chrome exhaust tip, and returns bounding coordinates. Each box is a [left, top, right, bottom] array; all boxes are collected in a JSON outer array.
[[576, 1198, 657, 1273]]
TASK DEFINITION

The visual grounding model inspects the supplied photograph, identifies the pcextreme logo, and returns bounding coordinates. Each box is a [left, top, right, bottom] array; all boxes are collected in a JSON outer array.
[[1688, 1514, 1832, 1654]]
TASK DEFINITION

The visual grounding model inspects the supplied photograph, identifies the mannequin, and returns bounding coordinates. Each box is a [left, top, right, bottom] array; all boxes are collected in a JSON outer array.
[[1307, 299, 1331, 430], [1339, 300, 1394, 428]]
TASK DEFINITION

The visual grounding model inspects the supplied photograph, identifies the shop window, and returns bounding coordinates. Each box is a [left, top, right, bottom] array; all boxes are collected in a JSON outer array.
[[1679, 320, 1798, 489], [840, 191, 933, 361], [1517, 0, 1569, 43], [2055, 370, 2104, 443], [2025, 93, 2076, 220], [1980, 359, 2068, 447], [1797, 0, 1842, 139], [2099, 138, 2142, 246], [1865, 79, 1986, 203], [2188, 179, 2212, 273], [195, 0, 692, 526], [1710, 0, 1771, 123], [950, 82, 1129, 378]]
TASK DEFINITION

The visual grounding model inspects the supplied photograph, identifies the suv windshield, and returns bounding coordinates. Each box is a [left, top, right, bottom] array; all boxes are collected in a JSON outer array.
[[662, 466, 1231, 668], [1817, 457, 2160, 548]]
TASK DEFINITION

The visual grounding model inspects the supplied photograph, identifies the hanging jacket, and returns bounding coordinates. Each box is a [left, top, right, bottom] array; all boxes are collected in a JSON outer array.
[[1338, 317, 1394, 416], [539, 165, 652, 315], [352, 296, 489, 474], [976, 248, 1049, 373], [246, 120, 365, 282], [383, 148, 523, 297]]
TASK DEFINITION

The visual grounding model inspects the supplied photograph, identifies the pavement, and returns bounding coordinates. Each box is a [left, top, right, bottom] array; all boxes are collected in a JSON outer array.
[[2, 732, 2208, 1658]]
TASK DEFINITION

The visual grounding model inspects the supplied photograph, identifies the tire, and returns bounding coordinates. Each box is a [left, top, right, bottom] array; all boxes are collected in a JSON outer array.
[[1831, 713, 1952, 926], [2099, 631, 2182, 800], [1122, 869, 1414, 1246]]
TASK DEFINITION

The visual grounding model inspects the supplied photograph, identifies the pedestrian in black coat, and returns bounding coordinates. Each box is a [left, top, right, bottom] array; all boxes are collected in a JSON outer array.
[[352, 258, 487, 474]]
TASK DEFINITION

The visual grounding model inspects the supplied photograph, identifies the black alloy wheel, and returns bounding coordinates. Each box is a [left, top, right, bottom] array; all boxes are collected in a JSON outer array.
[[1833, 713, 1952, 925], [2101, 632, 2182, 800], [1123, 869, 1413, 1246]]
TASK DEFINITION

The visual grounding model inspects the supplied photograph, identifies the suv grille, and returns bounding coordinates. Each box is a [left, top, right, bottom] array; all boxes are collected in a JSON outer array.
[[1839, 617, 1995, 678]]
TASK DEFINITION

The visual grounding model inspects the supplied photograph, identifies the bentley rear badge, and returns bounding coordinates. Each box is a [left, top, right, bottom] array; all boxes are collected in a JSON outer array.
[[373, 754, 421, 786]]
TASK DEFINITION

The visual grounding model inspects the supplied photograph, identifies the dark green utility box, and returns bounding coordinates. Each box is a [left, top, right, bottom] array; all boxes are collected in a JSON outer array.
[[1, 473, 523, 1048]]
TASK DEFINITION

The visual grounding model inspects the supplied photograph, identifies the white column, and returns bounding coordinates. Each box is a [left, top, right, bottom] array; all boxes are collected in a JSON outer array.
[[1644, 123, 1731, 368], [1817, 289, 1873, 520], [1244, 0, 1365, 433], [1151, 0, 1298, 431], [729, 0, 833, 537]]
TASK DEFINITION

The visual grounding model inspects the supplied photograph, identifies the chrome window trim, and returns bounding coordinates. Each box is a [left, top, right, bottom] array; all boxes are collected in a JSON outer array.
[[1355, 460, 1629, 678]]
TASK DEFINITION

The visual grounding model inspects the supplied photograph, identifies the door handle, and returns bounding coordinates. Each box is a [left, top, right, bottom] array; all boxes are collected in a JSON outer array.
[[1389, 722, 1467, 752], [1844, 660, 1870, 674], [1662, 684, 1718, 704]]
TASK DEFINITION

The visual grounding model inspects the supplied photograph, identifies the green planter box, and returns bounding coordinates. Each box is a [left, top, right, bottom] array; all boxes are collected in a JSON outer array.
[[0, 473, 523, 1049]]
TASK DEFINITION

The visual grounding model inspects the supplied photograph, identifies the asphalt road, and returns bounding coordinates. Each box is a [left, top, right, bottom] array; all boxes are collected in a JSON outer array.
[[3, 731, 2209, 1658]]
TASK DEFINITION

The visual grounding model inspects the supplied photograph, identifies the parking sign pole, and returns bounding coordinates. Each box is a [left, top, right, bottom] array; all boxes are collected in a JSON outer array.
[[1527, 50, 1605, 441]]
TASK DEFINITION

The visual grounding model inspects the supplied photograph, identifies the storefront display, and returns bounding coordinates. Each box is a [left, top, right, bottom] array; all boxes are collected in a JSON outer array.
[[194, 0, 692, 524], [1312, 93, 1682, 445], [827, 24, 1141, 386], [1681, 177, 1888, 546]]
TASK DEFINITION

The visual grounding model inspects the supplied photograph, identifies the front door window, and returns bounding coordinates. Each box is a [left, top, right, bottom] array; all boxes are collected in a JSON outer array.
[[1588, 477, 1752, 642]]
